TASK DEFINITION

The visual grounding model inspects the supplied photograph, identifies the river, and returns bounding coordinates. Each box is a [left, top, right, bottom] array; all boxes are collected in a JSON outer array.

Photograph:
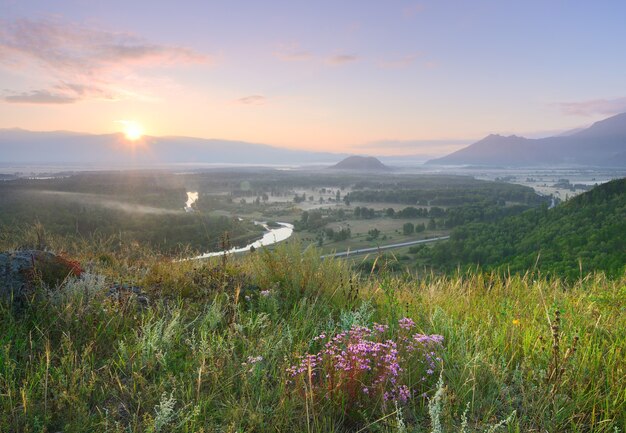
[[184, 191, 199, 212], [190, 222, 294, 260]]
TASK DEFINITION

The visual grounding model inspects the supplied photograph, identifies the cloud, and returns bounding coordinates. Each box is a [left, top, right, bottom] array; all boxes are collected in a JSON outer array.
[[354, 139, 470, 157], [3, 89, 76, 104], [237, 95, 266, 105], [558, 97, 626, 116], [0, 17, 209, 104], [274, 43, 312, 62], [379, 53, 420, 69], [327, 54, 358, 65], [403, 4, 424, 18], [273, 43, 359, 66]]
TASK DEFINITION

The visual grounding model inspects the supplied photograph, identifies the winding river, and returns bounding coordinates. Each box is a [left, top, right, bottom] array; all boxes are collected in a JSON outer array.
[[184, 191, 199, 212], [190, 222, 294, 260]]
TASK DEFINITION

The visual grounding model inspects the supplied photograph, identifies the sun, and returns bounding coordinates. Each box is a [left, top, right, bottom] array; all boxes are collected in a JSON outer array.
[[121, 121, 144, 141]]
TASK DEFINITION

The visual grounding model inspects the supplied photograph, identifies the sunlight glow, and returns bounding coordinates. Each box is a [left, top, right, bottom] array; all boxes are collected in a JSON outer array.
[[121, 121, 144, 141]]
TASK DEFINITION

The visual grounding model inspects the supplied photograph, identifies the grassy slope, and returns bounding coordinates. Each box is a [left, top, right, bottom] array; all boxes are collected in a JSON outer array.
[[0, 240, 624, 433]]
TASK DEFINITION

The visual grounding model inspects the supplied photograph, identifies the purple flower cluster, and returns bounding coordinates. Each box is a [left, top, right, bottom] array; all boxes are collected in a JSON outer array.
[[286, 318, 443, 411]]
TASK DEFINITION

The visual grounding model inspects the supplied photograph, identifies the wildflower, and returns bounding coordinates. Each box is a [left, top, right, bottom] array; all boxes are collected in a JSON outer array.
[[512, 319, 520, 326], [260, 290, 271, 297], [373, 323, 388, 333], [286, 321, 444, 414], [313, 333, 326, 341], [242, 355, 264, 373], [398, 317, 415, 330]]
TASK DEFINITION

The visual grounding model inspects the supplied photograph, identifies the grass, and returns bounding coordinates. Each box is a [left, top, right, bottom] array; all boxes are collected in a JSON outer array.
[[0, 238, 624, 432]]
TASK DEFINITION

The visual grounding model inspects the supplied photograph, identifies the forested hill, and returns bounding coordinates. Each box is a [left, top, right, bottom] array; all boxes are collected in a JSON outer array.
[[427, 178, 626, 278]]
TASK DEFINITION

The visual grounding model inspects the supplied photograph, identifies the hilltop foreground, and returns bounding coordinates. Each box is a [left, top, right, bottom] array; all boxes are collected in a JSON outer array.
[[0, 236, 624, 432]]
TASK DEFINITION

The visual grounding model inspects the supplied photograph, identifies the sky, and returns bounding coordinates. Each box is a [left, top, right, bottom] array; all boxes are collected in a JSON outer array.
[[1, 0, 626, 156]]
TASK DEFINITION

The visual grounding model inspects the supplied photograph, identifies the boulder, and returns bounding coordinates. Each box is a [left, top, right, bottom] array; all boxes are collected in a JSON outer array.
[[0, 250, 82, 301]]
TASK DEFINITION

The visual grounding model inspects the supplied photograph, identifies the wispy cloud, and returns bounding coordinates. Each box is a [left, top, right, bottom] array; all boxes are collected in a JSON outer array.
[[4, 89, 76, 104], [327, 54, 358, 65], [403, 3, 424, 18], [236, 95, 266, 105], [274, 43, 359, 66], [354, 139, 470, 156], [379, 53, 420, 69], [273, 43, 312, 61], [558, 97, 626, 116], [0, 18, 209, 104]]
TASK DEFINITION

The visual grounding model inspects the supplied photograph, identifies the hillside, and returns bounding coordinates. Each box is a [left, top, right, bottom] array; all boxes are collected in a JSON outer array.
[[0, 238, 624, 432], [426, 112, 626, 167], [0, 129, 344, 165], [427, 178, 626, 278], [329, 155, 390, 170]]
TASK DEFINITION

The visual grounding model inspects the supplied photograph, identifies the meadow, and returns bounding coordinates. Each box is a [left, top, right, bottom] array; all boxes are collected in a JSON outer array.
[[1, 234, 624, 432]]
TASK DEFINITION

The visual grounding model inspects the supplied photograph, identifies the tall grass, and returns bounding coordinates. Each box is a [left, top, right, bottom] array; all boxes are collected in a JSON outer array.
[[0, 241, 624, 432]]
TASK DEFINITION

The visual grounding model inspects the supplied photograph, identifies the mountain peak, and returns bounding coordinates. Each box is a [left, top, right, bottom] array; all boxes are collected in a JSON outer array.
[[426, 112, 626, 167], [329, 155, 390, 171], [573, 111, 626, 138]]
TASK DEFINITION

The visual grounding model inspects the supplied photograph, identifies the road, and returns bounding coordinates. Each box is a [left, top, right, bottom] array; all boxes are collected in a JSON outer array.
[[321, 236, 450, 259]]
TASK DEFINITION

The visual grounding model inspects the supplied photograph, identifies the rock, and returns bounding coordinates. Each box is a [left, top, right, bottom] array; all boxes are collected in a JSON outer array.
[[107, 283, 149, 307], [0, 250, 82, 302]]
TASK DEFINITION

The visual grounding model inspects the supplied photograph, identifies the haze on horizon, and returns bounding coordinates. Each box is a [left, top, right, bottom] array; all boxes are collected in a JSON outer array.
[[1, 0, 626, 157]]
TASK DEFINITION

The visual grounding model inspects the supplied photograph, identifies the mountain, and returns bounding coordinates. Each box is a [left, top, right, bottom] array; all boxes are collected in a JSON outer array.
[[329, 155, 390, 171], [427, 178, 626, 279], [0, 129, 345, 166], [426, 112, 626, 167]]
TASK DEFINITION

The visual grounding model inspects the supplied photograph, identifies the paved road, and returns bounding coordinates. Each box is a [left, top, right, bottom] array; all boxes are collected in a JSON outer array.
[[321, 236, 450, 259]]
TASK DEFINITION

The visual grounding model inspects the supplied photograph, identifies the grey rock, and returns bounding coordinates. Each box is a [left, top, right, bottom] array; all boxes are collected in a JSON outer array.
[[1, 250, 80, 302]]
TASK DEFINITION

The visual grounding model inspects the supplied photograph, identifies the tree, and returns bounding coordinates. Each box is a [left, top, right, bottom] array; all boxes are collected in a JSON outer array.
[[367, 228, 380, 240], [403, 222, 415, 235]]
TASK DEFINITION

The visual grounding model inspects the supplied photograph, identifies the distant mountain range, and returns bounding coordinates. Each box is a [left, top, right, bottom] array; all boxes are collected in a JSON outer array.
[[3, 112, 626, 168], [427, 112, 626, 167], [329, 155, 390, 171], [0, 129, 346, 166]]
